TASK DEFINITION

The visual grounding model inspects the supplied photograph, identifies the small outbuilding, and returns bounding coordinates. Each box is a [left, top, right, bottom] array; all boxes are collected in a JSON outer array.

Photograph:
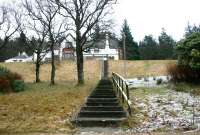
[[5, 52, 33, 63]]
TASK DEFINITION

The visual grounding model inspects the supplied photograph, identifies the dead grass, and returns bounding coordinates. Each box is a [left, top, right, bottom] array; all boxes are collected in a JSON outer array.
[[109, 60, 176, 78], [0, 82, 97, 134]]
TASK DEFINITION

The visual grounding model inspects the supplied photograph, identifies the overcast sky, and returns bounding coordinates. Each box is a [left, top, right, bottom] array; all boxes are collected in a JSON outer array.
[[1, 0, 200, 42], [113, 0, 200, 41]]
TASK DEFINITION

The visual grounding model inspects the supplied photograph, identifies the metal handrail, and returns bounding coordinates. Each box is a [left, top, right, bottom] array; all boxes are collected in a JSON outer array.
[[112, 72, 132, 115]]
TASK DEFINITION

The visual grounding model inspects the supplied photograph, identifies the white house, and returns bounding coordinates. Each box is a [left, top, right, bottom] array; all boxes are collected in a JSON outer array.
[[5, 52, 33, 63], [83, 34, 119, 60]]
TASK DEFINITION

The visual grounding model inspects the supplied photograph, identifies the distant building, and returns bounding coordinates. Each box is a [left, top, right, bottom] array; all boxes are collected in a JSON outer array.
[[16, 33, 120, 62], [83, 33, 120, 60], [33, 34, 76, 62], [5, 52, 33, 63]]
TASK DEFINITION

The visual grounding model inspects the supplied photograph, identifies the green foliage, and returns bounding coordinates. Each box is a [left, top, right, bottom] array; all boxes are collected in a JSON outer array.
[[158, 28, 175, 59], [139, 35, 158, 60], [0, 66, 24, 93], [120, 19, 140, 60], [139, 29, 176, 60], [176, 32, 200, 69], [12, 80, 25, 92]]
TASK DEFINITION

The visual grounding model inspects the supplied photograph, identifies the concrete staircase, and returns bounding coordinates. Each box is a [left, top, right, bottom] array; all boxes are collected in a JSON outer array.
[[73, 79, 127, 126]]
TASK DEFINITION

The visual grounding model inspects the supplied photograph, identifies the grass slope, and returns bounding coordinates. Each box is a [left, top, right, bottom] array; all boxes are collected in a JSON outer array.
[[110, 60, 176, 77]]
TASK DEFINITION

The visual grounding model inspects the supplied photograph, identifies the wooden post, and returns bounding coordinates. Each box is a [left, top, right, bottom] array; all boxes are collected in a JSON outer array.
[[118, 77, 120, 97], [126, 84, 129, 99], [122, 80, 124, 103], [128, 106, 132, 116]]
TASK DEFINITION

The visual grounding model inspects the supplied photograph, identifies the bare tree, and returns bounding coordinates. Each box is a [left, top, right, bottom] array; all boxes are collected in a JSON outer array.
[[22, 21, 49, 83], [23, 0, 66, 85], [55, 0, 117, 84], [0, 5, 21, 50]]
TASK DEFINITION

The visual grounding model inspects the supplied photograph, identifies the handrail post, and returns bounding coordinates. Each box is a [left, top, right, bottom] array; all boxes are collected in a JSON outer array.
[[126, 83, 129, 99], [122, 80, 124, 103], [117, 76, 120, 97]]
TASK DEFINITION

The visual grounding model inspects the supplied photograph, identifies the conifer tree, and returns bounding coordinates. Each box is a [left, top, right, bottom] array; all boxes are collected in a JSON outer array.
[[120, 20, 140, 60]]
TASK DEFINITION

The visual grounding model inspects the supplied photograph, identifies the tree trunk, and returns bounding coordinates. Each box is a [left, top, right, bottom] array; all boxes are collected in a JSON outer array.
[[35, 53, 41, 83], [76, 38, 84, 85], [50, 45, 55, 85]]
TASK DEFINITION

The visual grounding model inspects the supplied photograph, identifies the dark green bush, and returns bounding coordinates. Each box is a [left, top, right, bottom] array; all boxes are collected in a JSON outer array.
[[12, 80, 25, 92], [0, 66, 24, 93]]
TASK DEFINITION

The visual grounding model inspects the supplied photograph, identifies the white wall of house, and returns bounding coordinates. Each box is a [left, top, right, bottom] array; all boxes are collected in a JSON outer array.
[[33, 50, 60, 62], [83, 34, 119, 60]]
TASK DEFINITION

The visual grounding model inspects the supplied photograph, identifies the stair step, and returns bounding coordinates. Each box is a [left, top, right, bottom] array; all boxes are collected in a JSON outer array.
[[87, 98, 118, 102], [74, 117, 127, 122], [81, 106, 124, 111], [92, 91, 114, 93], [93, 89, 114, 92], [73, 79, 127, 126], [86, 102, 119, 106], [92, 90, 115, 93], [90, 94, 116, 97], [98, 81, 112, 85], [94, 89, 114, 91], [89, 95, 117, 98], [78, 111, 127, 118], [96, 87, 113, 89], [91, 93, 115, 96]]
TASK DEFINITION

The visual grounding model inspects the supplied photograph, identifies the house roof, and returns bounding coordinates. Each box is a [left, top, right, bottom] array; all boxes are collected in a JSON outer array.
[[85, 34, 119, 50], [12, 55, 28, 59]]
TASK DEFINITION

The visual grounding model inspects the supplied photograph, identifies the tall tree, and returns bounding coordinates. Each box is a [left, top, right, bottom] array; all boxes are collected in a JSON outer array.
[[158, 28, 175, 59], [21, 1, 49, 83], [55, 0, 117, 84], [23, 0, 66, 85], [120, 19, 140, 60], [139, 35, 158, 60]]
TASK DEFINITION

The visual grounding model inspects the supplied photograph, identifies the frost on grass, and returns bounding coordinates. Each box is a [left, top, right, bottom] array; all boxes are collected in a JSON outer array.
[[131, 89, 200, 132]]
